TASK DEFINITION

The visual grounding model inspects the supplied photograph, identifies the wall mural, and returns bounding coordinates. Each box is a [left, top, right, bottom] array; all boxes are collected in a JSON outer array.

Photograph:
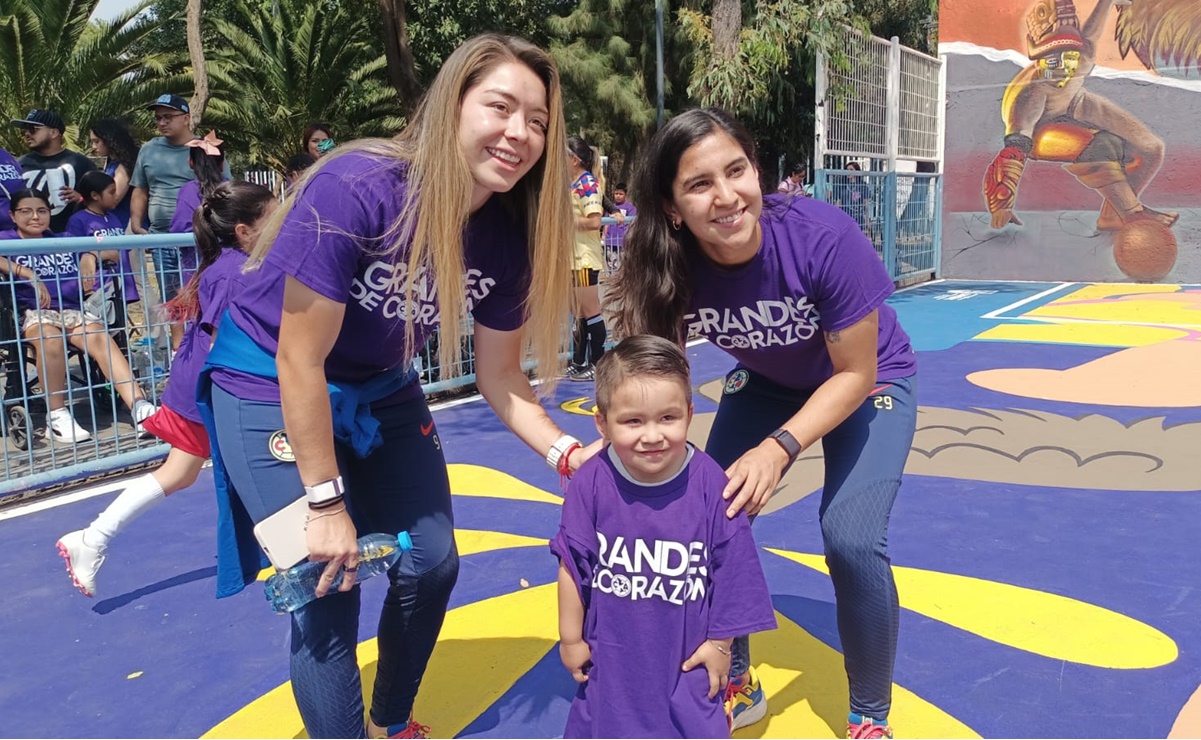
[[940, 0, 1201, 282]]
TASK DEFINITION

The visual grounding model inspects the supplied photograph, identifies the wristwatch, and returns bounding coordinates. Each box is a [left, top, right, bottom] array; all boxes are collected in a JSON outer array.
[[768, 429, 803, 462]]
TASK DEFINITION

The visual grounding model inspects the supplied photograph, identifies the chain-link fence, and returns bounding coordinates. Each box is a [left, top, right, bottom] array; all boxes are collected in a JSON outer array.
[[815, 27, 945, 283]]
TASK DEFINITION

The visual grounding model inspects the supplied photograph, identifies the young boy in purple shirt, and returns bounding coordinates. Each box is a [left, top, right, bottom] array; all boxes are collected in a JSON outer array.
[[553, 335, 776, 738]]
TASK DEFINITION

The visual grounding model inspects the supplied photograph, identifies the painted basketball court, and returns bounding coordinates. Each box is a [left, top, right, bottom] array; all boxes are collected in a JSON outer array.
[[3, 279, 1199, 739]]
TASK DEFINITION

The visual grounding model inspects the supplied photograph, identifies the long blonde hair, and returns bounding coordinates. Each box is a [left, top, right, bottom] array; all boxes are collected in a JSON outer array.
[[251, 34, 573, 385]]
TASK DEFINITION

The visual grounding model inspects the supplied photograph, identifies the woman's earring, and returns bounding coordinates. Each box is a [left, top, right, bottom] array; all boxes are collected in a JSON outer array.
[[671, 218, 681, 231]]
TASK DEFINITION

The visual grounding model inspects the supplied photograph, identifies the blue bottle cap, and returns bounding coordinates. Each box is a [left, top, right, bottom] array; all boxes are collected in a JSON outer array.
[[396, 531, 413, 551]]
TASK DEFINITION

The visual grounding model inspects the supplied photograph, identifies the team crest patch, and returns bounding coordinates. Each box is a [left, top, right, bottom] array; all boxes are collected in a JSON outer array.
[[268, 430, 295, 462], [723, 369, 749, 395]]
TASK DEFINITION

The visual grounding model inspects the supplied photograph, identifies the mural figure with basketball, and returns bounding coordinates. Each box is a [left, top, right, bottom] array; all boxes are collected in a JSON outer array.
[[983, 0, 1179, 238]]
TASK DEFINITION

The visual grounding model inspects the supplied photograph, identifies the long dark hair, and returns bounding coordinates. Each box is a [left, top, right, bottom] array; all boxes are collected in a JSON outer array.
[[567, 135, 595, 172], [189, 144, 227, 200], [166, 181, 274, 321], [611, 108, 759, 343], [89, 119, 140, 174]]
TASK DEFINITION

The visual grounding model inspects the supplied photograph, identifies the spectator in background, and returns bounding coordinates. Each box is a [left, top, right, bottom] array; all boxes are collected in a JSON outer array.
[[601, 181, 636, 272], [283, 151, 316, 194], [170, 131, 228, 234], [0, 146, 22, 231], [66, 171, 139, 323], [0, 189, 156, 443], [9, 110, 96, 232], [566, 135, 607, 382], [88, 119, 141, 230], [777, 164, 805, 197], [129, 94, 230, 338], [302, 122, 335, 159], [836, 162, 873, 238]]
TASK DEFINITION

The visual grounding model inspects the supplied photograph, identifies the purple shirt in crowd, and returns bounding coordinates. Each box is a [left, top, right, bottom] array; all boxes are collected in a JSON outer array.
[[602, 200, 637, 249], [684, 195, 915, 390], [0, 149, 23, 232], [162, 247, 247, 422], [552, 446, 777, 738], [168, 178, 210, 281], [65, 208, 139, 302], [212, 152, 531, 403], [0, 229, 89, 313]]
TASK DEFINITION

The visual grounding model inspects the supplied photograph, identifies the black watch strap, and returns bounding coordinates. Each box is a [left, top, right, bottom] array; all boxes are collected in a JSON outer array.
[[769, 428, 802, 461]]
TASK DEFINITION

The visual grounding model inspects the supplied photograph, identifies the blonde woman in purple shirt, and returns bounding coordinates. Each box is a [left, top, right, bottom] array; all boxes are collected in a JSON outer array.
[[611, 108, 917, 739], [201, 34, 591, 739]]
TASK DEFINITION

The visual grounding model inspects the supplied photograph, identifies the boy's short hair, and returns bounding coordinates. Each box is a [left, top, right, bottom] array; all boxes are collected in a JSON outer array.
[[614, 182, 627, 191], [594, 335, 692, 415]]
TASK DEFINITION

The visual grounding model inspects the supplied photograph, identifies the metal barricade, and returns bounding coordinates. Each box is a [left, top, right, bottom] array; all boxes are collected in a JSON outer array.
[[814, 26, 945, 284]]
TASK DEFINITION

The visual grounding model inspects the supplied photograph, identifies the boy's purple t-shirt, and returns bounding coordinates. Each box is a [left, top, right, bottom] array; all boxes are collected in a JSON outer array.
[[0, 229, 91, 313], [65, 208, 139, 301], [684, 195, 915, 390], [162, 247, 247, 422], [0, 149, 23, 232], [551, 448, 777, 739], [213, 152, 531, 402]]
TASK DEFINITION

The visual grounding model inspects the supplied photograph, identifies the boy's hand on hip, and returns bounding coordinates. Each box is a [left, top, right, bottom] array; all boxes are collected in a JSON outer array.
[[560, 639, 592, 683], [682, 639, 732, 699]]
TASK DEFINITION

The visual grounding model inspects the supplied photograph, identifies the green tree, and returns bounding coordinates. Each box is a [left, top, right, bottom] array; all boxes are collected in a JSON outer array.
[[548, 0, 685, 182], [679, 0, 859, 178], [0, 0, 187, 152], [203, 0, 404, 171]]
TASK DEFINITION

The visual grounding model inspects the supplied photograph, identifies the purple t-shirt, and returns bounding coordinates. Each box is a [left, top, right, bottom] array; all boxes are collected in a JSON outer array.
[[684, 196, 915, 390], [212, 152, 531, 402], [551, 447, 777, 739], [602, 201, 637, 249], [163, 247, 247, 422], [65, 208, 139, 301], [0, 149, 23, 232], [0, 229, 92, 313], [169, 179, 202, 233]]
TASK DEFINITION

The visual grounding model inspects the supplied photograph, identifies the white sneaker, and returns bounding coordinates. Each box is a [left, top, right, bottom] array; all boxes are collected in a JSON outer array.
[[56, 529, 106, 597], [133, 400, 157, 439], [47, 408, 91, 443]]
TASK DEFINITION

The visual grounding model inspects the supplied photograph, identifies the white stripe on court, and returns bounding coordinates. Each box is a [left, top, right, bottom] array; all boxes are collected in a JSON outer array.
[[981, 282, 1076, 319]]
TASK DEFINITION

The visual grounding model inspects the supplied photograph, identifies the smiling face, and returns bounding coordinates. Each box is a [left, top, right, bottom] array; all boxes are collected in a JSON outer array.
[[665, 130, 763, 267], [596, 376, 693, 484], [458, 61, 549, 212], [306, 130, 330, 158]]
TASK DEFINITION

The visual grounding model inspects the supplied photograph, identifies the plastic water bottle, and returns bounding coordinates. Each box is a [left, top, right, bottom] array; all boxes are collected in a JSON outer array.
[[130, 338, 154, 379], [265, 531, 413, 614]]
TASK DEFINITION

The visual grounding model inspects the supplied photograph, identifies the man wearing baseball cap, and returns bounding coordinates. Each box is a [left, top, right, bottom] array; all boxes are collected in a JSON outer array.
[[9, 109, 96, 232], [128, 93, 228, 323]]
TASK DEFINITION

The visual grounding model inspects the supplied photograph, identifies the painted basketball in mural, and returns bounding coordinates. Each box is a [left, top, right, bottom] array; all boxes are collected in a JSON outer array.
[[1113, 219, 1178, 281]]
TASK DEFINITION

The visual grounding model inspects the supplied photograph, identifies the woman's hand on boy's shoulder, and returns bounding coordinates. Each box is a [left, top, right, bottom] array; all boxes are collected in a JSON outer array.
[[569, 438, 605, 474]]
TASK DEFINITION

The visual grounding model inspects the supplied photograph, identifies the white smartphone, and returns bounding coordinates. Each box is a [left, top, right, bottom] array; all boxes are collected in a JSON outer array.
[[253, 495, 311, 570]]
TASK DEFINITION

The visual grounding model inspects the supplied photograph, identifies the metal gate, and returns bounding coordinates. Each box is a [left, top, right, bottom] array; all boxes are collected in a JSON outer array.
[[813, 28, 946, 284]]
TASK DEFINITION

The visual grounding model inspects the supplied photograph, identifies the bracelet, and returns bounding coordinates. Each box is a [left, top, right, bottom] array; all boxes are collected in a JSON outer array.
[[303, 506, 346, 529], [708, 639, 730, 656], [308, 494, 345, 511], [546, 434, 581, 473]]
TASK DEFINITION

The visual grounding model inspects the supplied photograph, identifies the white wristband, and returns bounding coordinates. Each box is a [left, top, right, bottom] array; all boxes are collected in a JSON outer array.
[[546, 434, 581, 471], [304, 476, 345, 506]]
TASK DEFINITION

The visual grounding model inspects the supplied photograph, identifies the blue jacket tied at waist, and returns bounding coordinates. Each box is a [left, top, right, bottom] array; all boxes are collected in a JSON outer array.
[[196, 311, 416, 598]]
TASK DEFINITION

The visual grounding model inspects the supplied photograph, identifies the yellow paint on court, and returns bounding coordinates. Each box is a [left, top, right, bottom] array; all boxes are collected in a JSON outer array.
[[736, 612, 978, 739], [974, 322, 1188, 347], [448, 463, 562, 505], [769, 549, 1177, 669], [455, 528, 547, 556]]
